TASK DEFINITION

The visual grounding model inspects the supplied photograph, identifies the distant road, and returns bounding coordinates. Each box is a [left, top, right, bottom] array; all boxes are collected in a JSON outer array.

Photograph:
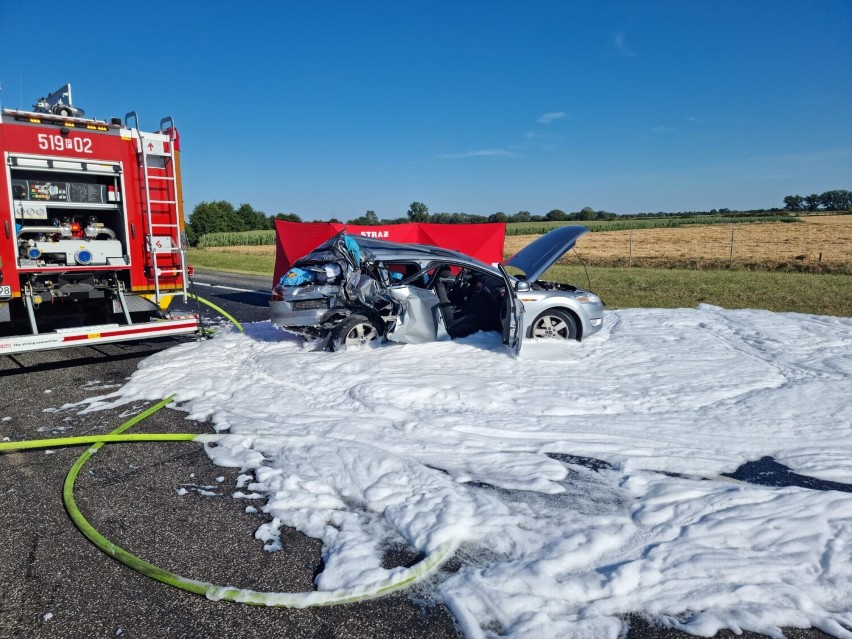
[[179, 269, 273, 326]]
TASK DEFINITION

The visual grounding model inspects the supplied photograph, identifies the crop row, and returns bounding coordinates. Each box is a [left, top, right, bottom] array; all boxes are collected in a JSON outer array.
[[504, 215, 799, 236], [196, 230, 278, 248]]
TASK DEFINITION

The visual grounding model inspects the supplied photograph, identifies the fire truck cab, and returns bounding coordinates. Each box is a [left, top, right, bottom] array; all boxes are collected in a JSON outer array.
[[0, 84, 199, 355]]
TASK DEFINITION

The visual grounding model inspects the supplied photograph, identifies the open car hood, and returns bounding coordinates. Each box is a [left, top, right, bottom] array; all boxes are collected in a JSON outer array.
[[504, 225, 588, 282]]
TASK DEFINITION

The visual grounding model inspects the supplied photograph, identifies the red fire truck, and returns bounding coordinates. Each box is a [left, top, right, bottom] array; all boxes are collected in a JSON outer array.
[[0, 85, 199, 355]]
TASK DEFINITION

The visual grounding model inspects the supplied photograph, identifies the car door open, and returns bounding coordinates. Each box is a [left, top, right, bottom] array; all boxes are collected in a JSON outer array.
[[497, 264, 524, 355]]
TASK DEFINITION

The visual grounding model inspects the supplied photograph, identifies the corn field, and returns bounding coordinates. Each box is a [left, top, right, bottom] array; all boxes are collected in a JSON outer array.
[[196, 230, 278, 248], [504, 215, 798, 236]]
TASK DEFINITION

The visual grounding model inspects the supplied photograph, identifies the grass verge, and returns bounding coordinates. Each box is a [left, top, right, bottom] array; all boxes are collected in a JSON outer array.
[[549, 264, 852, 317], [188, 248, 277, 275]]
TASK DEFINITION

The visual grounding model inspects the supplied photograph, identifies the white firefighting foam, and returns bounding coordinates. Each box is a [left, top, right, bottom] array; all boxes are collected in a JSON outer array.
[[80, 306, 852, 639]]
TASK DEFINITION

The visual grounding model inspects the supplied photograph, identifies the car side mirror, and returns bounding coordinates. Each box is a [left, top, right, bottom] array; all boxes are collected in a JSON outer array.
[[514, 280, 531, 292]]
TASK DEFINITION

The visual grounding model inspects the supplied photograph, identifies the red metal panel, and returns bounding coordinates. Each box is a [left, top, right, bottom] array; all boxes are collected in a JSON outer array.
[[118, 133, 151, 291], [0, 120, 125, 160], [0, 123, 17, 294]]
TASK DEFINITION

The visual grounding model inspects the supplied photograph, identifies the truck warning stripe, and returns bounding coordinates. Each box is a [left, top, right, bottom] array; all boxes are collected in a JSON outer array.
[[60, 320, 199, 343]]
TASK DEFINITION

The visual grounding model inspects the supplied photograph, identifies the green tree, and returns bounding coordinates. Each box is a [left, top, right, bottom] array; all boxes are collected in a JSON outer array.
[[488, 211, 509, 223], [512, 210, 532, 222], [407, 201, 430, 222], [189, 200, 237, 237], [347, 210, 380, 225], [819, 189, 852, 211], [236, 203, 272, 230], [545, 209, 569, 221], [577, 206, 597, 221], [783, 195, 804, 212], [804, 194, 821, 212], [274, 212, 302, 223]]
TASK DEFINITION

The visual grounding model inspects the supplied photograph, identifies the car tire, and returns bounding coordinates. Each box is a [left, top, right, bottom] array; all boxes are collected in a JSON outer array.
[[530, 309, 578, 340], [331, 314, 381, 350]]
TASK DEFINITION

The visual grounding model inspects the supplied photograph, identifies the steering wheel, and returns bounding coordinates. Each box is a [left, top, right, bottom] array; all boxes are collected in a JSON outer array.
[[452, 271, 470, 299]]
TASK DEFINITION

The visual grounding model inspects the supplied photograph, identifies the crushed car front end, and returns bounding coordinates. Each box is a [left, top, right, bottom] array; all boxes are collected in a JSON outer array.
[[269, 233, 397, 346]]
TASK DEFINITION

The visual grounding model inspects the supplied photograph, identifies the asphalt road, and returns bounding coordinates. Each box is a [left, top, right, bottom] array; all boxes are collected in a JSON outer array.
[[0, 269, 836, 639]]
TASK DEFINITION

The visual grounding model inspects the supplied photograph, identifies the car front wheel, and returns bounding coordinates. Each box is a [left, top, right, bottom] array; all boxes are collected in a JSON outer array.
[[530, 309, 577, 340], [331, 314, 381, 350]]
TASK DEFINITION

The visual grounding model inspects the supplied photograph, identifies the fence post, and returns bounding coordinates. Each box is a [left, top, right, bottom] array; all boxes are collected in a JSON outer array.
[[729, 226, 735, 268], [629, 231, 633, 267]]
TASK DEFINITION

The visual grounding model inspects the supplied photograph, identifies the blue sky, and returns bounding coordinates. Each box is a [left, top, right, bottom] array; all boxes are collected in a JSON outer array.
[[2, 1, 850, 220]]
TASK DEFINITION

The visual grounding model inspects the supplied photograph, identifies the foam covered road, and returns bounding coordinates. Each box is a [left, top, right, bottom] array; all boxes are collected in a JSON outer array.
[[0, 278, 846, 639]]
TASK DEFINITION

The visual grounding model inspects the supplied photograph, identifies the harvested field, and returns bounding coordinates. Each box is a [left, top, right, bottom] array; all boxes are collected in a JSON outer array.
[[505, 215, 852, 273], [195, 215, 852, 274]]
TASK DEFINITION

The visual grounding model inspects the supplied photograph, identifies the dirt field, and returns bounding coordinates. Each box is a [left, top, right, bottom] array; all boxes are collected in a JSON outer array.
[[203, 215, 852, 273], [505, 215, 852, 271]]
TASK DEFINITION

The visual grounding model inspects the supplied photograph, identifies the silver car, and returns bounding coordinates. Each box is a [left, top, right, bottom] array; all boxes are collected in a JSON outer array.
[[269, 225, 603, 351]]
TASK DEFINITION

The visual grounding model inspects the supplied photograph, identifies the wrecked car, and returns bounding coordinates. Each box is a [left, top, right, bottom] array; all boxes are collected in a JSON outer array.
[[269, 225, 603, 351]]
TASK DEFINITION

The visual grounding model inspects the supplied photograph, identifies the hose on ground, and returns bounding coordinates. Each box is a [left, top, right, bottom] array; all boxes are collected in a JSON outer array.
[[1, 397, 454, 607], [184, 291, 243, 333]]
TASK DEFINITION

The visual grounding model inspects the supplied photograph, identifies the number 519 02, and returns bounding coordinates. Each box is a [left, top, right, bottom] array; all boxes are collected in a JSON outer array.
[[37, 133, 93, 154]]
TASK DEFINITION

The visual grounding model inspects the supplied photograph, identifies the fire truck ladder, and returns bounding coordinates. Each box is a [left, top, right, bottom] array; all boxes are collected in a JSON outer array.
[[126, 112, 188, 307]]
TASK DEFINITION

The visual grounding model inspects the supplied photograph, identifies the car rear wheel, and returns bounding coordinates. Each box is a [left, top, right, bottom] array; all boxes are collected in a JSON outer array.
[[331, 314, 381, 350], [530, 309, 577, 340]]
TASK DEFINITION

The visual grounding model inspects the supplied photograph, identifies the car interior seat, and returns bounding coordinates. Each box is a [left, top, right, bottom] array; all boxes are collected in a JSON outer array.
[[433, 267, 455, 329]]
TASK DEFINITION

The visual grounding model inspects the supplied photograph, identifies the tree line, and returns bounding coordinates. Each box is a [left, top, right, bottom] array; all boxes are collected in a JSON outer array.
[[185, 200, 304, 246], [782, 190, 852, 212], [186, 190, 851, 246]]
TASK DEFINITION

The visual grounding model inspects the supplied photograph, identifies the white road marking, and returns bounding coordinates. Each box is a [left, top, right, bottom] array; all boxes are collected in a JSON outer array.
[[191, 281, 269, 296]]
